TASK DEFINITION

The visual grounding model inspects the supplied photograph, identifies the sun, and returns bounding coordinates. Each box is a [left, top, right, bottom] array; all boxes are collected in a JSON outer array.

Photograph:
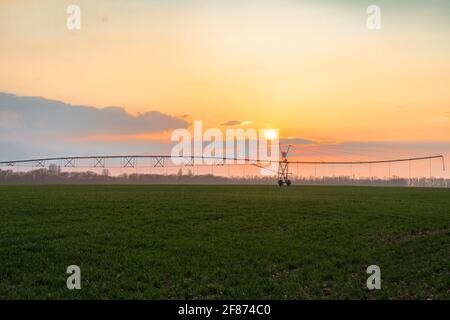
[[264, 129, 278, 141]]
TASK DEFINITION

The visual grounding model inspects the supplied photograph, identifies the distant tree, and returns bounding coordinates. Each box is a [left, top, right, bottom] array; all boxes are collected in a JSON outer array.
[[48, 164, 61, 176], [0, 168, 448, 187]]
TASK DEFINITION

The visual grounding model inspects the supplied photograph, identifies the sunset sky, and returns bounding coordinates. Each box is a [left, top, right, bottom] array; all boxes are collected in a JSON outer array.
[[0, 0, 449, 176]]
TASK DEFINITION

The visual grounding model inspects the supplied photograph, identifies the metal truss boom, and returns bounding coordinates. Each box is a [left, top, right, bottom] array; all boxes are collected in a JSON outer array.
[[0, 155, 445, 170], [0, 154, 445, 186]]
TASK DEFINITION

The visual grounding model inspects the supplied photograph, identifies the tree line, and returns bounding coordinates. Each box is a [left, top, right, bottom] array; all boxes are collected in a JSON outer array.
[[0, 165, 448, 187]]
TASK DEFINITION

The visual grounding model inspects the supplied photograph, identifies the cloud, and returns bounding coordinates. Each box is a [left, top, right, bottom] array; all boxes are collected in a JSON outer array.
[[0, 110, 20, 128], [0, 92, 189, 135], [220, 120, 253, 127], [0, 92, 189, 160], [280, 137, 315, 145]]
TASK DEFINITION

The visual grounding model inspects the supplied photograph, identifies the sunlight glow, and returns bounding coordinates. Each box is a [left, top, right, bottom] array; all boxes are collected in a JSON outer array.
[[264, 130, 278, 141]]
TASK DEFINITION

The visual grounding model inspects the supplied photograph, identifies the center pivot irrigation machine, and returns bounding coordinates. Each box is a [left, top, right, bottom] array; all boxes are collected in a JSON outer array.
[[0, 144, 445, 186]]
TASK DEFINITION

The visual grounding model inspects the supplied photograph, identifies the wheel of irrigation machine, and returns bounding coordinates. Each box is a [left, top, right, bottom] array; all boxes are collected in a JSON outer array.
[[286, 180, 291, 186], [278, 180, 284, 186]]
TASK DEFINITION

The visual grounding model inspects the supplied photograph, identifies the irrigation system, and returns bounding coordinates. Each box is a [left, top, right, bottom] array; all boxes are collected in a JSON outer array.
[[0, 151, 445, 186]]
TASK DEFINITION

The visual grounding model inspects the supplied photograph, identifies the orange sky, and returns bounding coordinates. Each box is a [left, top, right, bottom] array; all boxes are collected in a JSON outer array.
[[0, 0, 449, 145]]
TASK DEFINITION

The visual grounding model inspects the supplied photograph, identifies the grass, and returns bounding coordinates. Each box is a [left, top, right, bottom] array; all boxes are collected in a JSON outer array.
[[0, 185, 449, 299]]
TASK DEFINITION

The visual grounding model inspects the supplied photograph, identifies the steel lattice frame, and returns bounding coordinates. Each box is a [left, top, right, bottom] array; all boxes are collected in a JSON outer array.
[[0, 155, 445, 185]]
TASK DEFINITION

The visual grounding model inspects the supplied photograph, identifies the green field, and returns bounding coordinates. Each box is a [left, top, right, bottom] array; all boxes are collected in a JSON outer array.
[[0, 185, 449, 299]]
